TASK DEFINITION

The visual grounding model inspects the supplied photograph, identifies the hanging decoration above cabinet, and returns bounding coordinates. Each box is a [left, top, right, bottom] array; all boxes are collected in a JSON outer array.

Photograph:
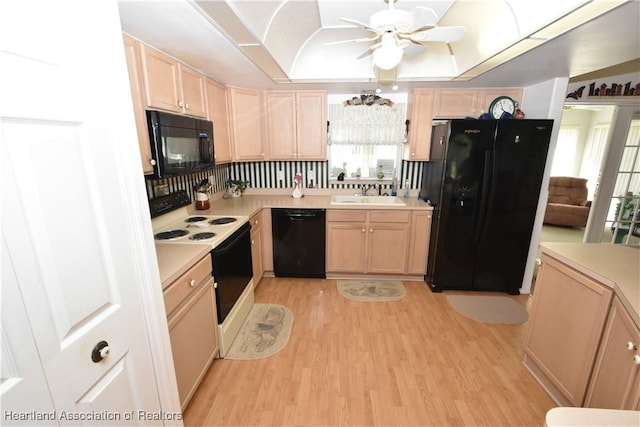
[[343, 91, 394, 107]]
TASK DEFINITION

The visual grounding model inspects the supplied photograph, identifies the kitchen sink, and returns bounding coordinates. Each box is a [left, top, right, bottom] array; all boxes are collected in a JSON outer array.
[[330, 195, 406, 206]]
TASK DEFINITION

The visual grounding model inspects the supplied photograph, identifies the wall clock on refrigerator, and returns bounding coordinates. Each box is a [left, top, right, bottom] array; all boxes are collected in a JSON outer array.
[[489, 96, 517, 119]]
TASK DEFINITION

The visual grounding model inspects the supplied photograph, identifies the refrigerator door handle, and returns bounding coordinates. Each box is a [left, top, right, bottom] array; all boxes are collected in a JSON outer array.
[[473, 150, 493, 242]]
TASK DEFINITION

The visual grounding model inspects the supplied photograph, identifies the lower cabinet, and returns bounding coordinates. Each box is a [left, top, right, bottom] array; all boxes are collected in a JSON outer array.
[[585, 296, 640, 410], [326, 210, 409, 274], [250, 211, 264, 288], [523, 251, 640, 410], [163, 254, 218, 410], [523, 255, 613, 406], [407, 210, 432, 275]]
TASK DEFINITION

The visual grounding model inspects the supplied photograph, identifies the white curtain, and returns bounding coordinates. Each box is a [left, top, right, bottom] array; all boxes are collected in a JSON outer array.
[[328, 104, 407, 145]]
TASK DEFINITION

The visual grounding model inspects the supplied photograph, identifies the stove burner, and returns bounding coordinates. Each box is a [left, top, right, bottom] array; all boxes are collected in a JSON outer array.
[[189, 232, 216, 241], [185, 216, 208, 223], [210, 217, 237, 225], [154, 229, 189, 240]]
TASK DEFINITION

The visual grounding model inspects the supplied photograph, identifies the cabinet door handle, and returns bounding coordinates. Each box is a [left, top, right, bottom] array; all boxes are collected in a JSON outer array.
[[361, 228, 365, 233], [189, 279, 196, 287], [185, 103, 190, 110], [369, 228, 373, 233], [627, 341, 638, 351], [634, 355, 640, 365], [178, 100, 184, 108]]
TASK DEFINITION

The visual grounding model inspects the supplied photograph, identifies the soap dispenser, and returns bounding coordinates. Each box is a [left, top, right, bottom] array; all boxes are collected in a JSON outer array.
[[292, 173, 303, 198]]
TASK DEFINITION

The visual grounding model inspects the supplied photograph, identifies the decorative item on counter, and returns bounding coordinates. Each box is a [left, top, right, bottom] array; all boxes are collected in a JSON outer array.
[[377, 165, 385, 180], [227, 179, 249, 198], [194, 179, 211, 210], [337, 172, 345, 181], [514, 102, 526, 119], [292, 173, 303, 198], [391, 177, 397, 196]]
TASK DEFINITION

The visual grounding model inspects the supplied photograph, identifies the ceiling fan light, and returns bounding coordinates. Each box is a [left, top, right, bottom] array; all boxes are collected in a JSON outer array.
[[373, 33, 403, 70]]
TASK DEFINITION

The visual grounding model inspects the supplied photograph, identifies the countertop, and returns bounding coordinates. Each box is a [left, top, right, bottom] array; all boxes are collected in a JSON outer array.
[[153, 192, 432, 290], [182, 193, 432, 219], [540, 242, 640, 328], [155, 243, 211, 290]]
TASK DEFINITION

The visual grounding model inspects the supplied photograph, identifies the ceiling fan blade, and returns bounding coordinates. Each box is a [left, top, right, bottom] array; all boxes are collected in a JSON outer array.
[[411, 7, 439, 26], [408, 26, 466, 43], [356, 42, 382, 59], [403, 24, 436, 35], [324, 35, 381, 46], [339, 17, 381, 33]]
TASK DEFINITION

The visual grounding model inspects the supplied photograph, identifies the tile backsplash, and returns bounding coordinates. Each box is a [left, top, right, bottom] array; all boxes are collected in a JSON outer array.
[[145, 160, 424, 200]]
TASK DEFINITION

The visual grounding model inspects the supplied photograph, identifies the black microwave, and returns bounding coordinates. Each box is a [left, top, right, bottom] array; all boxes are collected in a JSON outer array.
[[146, 110, 214, 179]]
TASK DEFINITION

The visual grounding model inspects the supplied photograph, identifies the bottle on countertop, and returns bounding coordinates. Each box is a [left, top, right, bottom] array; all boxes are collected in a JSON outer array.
[[403, 179, 410, 198], [391, 177, 397, 196]]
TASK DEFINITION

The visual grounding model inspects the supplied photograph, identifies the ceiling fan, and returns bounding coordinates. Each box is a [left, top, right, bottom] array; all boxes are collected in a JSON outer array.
[[327, 0, 466, 70]]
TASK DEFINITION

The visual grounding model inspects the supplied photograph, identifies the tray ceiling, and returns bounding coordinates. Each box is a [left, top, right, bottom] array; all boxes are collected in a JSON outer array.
[[118, 0, 639, 92]]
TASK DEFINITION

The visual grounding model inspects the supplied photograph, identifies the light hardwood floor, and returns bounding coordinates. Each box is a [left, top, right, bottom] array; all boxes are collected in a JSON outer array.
[[183, 278, 555, 426]]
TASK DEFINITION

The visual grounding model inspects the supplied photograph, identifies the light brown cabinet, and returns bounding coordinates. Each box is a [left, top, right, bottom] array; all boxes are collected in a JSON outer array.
[[326, 210, 409, 274], [434, 89, 480, 118], [265, 91, 327, 160], [433, 88, 524, 118], [262, 209, 274, 273], [405, 89, 434, 160], [250, 211, 264, 288], [140, 44, 206, 118], [523, 255, 613, 406], [205, 78, 232, 164], [585, 296, 640, 410], [122, 34, 154, 175], [163, 254, 218, 410], [228, 87, 266, 161], [406, 210, 432, 275]]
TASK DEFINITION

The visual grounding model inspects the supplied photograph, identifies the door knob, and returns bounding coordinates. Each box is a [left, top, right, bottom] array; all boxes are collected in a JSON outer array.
[[91, 340, 110, 363]]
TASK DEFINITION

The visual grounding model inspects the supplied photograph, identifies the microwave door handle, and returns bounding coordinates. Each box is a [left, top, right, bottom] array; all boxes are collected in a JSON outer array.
[[199, 133, 211, 162]]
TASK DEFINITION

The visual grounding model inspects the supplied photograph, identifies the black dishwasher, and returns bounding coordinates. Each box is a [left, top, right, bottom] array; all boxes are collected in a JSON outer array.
[[272, 208, 326, 278]]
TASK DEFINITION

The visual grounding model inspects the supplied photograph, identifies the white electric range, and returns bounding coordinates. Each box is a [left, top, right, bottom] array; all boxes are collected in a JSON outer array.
[[151, 194, 253, 358]]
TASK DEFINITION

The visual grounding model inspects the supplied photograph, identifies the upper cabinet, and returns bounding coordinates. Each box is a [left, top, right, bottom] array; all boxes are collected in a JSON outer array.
[[434, 88, 524, 118], [205, 78, 232, 164], [405, 89, 434, 161], [266, 91, 327, 160], [140, 45, 206, 118], [122, 34, 153, 175], [228, 87, 266, 161]]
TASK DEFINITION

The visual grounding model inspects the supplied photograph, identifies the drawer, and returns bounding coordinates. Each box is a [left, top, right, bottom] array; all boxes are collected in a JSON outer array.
[[163, 254, 212, 316], [369, 210, 410, 223], [327, 209, 367, 222]]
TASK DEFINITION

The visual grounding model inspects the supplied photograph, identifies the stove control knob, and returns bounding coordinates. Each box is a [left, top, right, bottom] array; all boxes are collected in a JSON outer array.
[[91, 340, 110, 363]]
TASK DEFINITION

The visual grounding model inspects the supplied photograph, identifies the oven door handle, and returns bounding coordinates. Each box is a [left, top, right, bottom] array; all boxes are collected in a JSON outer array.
[[211, 223, 251, 256]]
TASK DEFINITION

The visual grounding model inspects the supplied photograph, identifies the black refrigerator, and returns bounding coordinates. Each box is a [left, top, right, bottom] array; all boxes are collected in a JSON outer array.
[[420, 119, 553, 295]]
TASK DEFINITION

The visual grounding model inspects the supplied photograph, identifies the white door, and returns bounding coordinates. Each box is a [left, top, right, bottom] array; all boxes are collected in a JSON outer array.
[[1, 1, 179, 425]]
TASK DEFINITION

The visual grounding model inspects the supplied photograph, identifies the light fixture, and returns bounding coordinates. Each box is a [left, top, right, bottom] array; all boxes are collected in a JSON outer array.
[[372, 31, 403, 70]]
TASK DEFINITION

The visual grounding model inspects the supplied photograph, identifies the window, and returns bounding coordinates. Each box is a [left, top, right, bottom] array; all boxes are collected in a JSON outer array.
[[328, 103, 406, 179], [606, 118, 640, 244], [550, 126, 580, 176]]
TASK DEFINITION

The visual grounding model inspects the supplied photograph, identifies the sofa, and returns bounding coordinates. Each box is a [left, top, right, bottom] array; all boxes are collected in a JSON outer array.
[[543, 177, 591, 227]]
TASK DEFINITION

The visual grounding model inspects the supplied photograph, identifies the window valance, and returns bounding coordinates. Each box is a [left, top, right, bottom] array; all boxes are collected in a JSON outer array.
[[328, 103, 407, 145]]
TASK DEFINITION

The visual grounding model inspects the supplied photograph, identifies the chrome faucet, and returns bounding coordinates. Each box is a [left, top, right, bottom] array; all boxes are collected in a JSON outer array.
[[360, 184, 376, 196]]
